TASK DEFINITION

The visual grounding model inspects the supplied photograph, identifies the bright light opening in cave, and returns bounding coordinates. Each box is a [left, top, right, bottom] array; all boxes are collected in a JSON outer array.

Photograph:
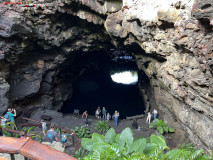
[[111, 71, 138, 85]]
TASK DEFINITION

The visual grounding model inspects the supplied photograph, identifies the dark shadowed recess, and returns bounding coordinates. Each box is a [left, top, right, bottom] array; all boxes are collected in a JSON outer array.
[[59, 51, 145, 119]]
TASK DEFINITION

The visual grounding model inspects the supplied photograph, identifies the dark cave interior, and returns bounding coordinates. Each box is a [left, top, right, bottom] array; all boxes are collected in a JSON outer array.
[[59, 51, 146, 119]]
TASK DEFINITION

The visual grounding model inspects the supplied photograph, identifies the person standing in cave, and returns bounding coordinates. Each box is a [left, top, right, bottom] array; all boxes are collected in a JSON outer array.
[[41, 119, 47, 136], [114, 111, 119, 127], [152, 109, 158, 121], [47, 124, 58, 143], [7, 108, 16, 130], [60, 130, 74, 148], [132, 120, 138, 129], [95, 109, 99, 119], [96, 106, 101, 119], [1, 116, 7, 137], [82, 111, 89, 126], [1, 116, 7, 126], [102, 107, 107, 120], [146, 112, 151, 124], [107, 113, 111, 120]]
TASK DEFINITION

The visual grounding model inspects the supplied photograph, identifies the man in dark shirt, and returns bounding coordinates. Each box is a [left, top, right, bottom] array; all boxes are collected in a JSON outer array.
[[47, 124, 58, 143], [132, 120, 138, 129]]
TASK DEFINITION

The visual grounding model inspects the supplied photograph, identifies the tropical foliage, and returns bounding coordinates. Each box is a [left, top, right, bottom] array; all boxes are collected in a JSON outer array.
[[74, 147, 86, 159], [73, 126, 91, 139], [178, 143, 197, 152], [95, 120, 109, 134], [54, 127, 62, 135], [149, 119, 174, 134], [1, 122, 19, 138], [1, 123, 42, 141], [21, 126, 42, 142], [77, 127, 209, 160]]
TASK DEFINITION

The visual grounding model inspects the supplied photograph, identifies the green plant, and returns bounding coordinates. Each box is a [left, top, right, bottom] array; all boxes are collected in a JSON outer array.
[[80, 127, 210, 160], [74, 147, 86, 160], [174, 143, 210, 160], [54, 128, 62, 135], [1, 122, 19, 138], [73, 126, 91, 139], [95, 120, 109, 134], [163, 148, 209, 160], [81, 127, 169, 159], [177, 143, 196, 152], [149, 119, 174, 134], [6, 122, 18, 130], [21, 126, 43, 142]]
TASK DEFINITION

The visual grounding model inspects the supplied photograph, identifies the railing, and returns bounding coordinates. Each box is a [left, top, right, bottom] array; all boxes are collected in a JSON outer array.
[[1, 127, 36, 137], [0, 137, 78, 160], [0, 116, 81, 159]]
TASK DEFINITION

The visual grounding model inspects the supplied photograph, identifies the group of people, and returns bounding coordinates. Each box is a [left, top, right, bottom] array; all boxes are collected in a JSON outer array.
[[41, 121, 74, 148], [47, 124, 74, 148], [95, 107, 120, 126], [80, 107, 121, 127], [132, 109, 159, 130], [1, 110, 74, 148], [0, 106, 159, 147], [95, 106, 107, 120], [146, 108, 158, 124], [1, 108, 17, 131]]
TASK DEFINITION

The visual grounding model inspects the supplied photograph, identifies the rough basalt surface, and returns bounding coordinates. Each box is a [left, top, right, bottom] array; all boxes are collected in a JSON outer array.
[[0, 0, 213, 154]]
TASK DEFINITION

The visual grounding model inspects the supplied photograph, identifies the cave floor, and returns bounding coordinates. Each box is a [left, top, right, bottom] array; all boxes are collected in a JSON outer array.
[[17, 109, 180, 156]]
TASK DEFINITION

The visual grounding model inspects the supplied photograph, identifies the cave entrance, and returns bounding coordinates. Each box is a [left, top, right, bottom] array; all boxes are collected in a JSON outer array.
[[59, 51, 146, 119]]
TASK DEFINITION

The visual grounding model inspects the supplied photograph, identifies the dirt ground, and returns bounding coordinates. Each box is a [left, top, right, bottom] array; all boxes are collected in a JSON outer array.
[[16, 109, 188, 156]]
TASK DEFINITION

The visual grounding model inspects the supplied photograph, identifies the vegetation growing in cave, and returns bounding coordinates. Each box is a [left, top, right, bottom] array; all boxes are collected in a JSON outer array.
[[1, 123, 42, 141], [21, 126, 42, 142], [149, 119, 175, 134], [77, 127, 210, 160], [95, 120, 110, 134], [73, 126, 91, 139], [1, 122, 19, 138]]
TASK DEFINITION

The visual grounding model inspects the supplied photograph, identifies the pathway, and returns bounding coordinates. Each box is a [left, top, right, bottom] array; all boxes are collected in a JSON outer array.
[[16, 109, 184, 156]]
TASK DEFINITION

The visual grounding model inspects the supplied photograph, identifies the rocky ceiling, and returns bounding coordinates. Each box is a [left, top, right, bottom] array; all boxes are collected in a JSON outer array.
[[0, 0, 213, 154]]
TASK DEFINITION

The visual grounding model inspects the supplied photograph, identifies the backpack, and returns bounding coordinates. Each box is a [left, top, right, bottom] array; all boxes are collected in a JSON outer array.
[[47, 133, 53, 139], [61, 134, 67, 141], [4, 113, 10, 122], [112, 114, 115, 120]]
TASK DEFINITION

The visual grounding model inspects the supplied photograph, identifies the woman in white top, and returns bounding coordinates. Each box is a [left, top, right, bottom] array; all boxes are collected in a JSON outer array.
[[107, 113, 111, 120], [146, 112, 151, 124], [1, 116, 7, 137]]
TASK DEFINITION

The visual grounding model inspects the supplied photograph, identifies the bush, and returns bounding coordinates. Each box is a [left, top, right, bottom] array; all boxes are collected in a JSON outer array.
[[81, 127, 168, 159], [95, 120, 109, 134], [149, 119, 174, 134], [21, 126, 42, 142], [1, 122, 19, 138], [1, 124, 42, 141], [177, 143, 196, 152], [73, 126, 91, 139], [74, 147, 86, 160], [80, 127, 209, 160]]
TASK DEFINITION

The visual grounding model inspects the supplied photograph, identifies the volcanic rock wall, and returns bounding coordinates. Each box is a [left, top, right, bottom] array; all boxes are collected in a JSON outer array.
[[0, 0, 213, 153], [105, 0, 213, 153]]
